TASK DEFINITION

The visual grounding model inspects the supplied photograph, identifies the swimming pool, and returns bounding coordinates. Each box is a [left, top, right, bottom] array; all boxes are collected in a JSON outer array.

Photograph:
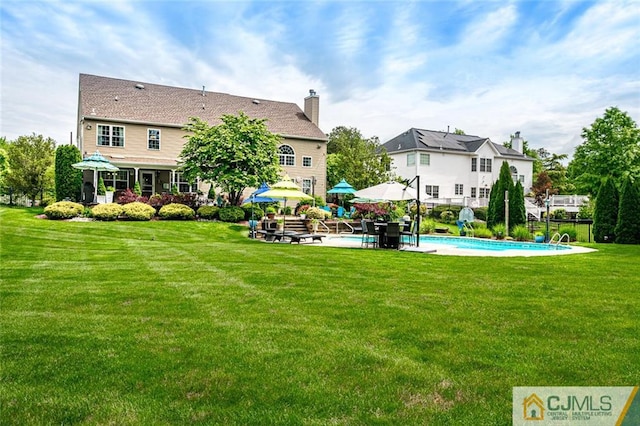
[[327, 235, 595, 256]]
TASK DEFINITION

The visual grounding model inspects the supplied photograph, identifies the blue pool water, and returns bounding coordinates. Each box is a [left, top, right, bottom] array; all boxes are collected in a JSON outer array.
[[343, 235, 571, 252]]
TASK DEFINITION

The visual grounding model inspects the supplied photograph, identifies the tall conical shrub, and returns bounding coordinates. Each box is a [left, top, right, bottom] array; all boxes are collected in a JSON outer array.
[[615, 178, 640, 244], [54, 145, 82, 201], [593, 177, 618, 243], [487, 161, 514, 228], [509, 181, 527, 227]]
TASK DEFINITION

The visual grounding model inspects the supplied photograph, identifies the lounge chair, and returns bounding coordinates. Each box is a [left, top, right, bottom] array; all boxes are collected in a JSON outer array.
[[288, 233, 326, 244]]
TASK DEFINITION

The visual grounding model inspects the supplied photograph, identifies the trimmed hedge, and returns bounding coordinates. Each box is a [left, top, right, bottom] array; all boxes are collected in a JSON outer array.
[[121, 202, 156, 221], [242, 204, 264, 220], [218, 206, 245, 223], [43, 201, 84, 220], [158, 203, 195, 220], [197, 205, 219, 220], [92, 203, 124, 221]]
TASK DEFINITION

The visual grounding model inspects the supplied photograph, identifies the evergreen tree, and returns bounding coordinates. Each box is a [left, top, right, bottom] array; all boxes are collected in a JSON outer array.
[[133, 181, 142, 195], [487, 180, 498, 228], [614, 178, 640, 244], [509, 181, 527, 227], [593, 177, 619, 243], [97, 176, 107, 196], [54, 145, 82, 201], [487, 161, 514, 228]]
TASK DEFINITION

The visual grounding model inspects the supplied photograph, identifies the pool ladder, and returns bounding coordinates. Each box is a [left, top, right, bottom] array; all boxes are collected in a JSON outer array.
[[548, 232, 570, 249]]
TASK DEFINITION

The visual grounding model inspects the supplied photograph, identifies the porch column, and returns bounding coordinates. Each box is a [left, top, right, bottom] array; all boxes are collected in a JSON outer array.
[[134, 167, 140, 183]]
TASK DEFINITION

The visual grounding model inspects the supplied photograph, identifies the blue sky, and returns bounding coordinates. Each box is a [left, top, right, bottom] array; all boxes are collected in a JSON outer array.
[[1, 0, 638, 158]]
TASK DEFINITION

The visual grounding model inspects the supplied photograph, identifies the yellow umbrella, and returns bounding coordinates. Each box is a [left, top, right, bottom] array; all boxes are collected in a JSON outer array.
[[260, 176, 312, 237]]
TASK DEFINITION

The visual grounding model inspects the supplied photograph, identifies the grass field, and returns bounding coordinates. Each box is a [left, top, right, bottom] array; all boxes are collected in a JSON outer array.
[[1, 206, 639, 425]]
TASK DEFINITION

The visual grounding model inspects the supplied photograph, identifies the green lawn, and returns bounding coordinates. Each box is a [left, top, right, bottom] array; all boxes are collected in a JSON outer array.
[[1, 206, 639, 425]]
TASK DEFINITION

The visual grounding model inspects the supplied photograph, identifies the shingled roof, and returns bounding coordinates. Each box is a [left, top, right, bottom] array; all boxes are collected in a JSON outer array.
[[382, 128, 532, 160], [79, 74, 327, 140]]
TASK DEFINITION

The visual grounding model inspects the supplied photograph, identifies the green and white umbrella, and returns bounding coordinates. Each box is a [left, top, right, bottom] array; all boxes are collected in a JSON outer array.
[[72, 150, 119, 202], [260, 176, 312, 236]]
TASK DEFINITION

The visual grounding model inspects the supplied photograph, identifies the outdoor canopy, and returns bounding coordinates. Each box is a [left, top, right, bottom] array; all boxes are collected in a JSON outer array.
[[242, 182, 276, 205], [72, 150, 120, 202], [327, 179, 356, 195]]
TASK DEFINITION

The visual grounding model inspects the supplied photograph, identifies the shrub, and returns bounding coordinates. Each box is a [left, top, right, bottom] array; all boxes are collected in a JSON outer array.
[[577, 200, 594, 220], [593, 177, 619, 243], [158, 203, 195, 220], [474, 207, 488, 221], [282, 206, 292, 215], [558, 225, 578, 242], [419, 218, 436, 234], [431, 205, 461, 219], [133, 181, 142, 196], [473, 227, 493, 238], [197, 205, 219, 220], [218, 206, 245, 223], [92, 203, 124, 221], [117, 188, 149, 205], [440, 210, 455, 224], [492, 223, 506, 239], [511, 224, 531, 241], [551, 208, 567, 220], [297, 204, 310, 215], [54, 144, 82, 202], [266, 206, 277, 215], [43, 201, 84, 220], [306, 206, 331, 220], [121, 202, 155, 221], [97, 177, 107, 196], [409, 203, 428, 219], [241, 205, 263, 220]]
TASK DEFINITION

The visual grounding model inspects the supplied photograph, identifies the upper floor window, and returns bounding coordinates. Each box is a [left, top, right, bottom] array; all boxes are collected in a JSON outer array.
[[302, 156, 312, 167], [278, 145, 295, 166], [471, 158, 477, 172], [97, 125, 124, 147], [420, 153, 430, 165], [480, 158, 492, 172], [148, 129, 160, 150], [407, 152, 416, 166]]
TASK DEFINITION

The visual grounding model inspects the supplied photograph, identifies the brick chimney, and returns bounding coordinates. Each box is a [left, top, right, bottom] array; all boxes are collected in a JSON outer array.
[[304, 89, 319, 126]]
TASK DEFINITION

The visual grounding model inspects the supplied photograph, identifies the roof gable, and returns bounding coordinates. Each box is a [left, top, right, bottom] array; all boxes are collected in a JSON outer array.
[[78, 74, 327, 140]]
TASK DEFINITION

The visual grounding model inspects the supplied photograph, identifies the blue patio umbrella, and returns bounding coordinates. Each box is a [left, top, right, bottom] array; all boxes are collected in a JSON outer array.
[[327, 179, 356, 195], [243, 183, 276, 237]]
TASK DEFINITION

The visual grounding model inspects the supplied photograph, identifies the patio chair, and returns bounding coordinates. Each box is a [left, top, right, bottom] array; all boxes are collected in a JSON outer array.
[[385, 222, 401, 249], [401, 220, 416, 247], [363, 220, 379, 248], [337, 206, 345, 218]]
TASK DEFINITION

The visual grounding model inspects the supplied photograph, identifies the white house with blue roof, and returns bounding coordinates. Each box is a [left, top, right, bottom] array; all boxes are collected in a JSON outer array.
[[382, 129, 534, 207]]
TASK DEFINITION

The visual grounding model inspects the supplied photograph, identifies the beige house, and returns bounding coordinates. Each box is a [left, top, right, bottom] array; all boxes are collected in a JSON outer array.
[[76, 74, 327, 202]]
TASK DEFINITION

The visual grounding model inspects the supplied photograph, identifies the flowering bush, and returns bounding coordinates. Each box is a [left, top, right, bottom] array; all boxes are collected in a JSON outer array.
[[353, 203, 391, 221], [121, 202, 155, 221], [91, 203, 124, 221], [44, 201, 84, 220], [158, 203, 195, 220]]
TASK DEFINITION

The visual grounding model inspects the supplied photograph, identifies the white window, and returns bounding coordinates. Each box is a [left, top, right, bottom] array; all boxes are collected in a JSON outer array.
[[148, 129, 160, 150], [97, 125, 125, 147], [302, 178, 312, 195], [471, 158, 477, 172], [480, 158, 492, 172], [278, 145, 295, 166], [99, 170, 129, 191], [302, 156, 312, 167], [407, 152, 415, 166], [455, 184, 464, 196], [175, 173, 197, 193], [425, 185, 439, 198], [479, 188, 491, 198], [420, 153, 430, 165]]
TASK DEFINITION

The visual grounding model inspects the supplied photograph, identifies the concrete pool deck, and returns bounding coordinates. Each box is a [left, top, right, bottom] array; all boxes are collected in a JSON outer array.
[[314, 235, 597, 257]]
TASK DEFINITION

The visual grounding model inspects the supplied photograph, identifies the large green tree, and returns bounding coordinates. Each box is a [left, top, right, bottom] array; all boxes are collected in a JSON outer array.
[[509, 181, 527, 228], [536, 148, 573, 194], [0, 137, 8, 195], [593, 177, 619, 243], [614, 178, 640, 244], [179, 113, 281, 206], [54, 145, 83, 201], [5, 134, 56, 205], [568, 107, 640, 196], [326, 126, 391, 192]]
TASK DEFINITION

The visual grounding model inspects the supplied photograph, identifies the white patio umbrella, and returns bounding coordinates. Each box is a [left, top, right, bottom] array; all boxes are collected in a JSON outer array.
[[353, 181, 419, 202], [72, 150, 119, 202]]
